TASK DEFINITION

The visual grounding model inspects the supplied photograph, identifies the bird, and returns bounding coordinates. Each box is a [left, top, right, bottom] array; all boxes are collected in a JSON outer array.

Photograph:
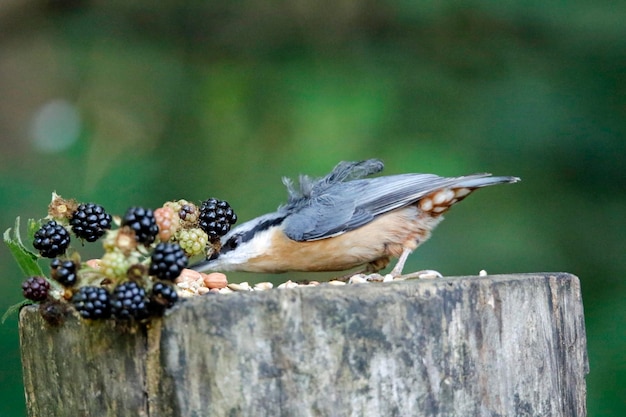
[[191, 159, 519, 278]]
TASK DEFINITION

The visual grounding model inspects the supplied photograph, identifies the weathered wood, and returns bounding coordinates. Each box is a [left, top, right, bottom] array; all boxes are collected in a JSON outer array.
[[19, 273, 588, 417]]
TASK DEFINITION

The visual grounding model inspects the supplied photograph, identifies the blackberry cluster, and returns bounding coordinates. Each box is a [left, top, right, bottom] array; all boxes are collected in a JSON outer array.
[[149, 282, 179, 315], [71, 286, 111, 319], [33, 220, 71, 258], [12, 194, 211, 324], [111, 281, 149, 320], [198, 198, 237, 242], [122, 207, 159, 245], [149, 242, 188, 281], [50, 258, 78, 286], [70, 203, 112, 242], [22, 277, 50, 301]]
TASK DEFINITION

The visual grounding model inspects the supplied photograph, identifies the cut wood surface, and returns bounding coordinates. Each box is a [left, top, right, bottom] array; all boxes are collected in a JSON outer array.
[[19, 273, 588, 417]]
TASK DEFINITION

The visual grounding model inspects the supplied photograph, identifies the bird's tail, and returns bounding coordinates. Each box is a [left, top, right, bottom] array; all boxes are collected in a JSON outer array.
[[454, 174, 520, 189]]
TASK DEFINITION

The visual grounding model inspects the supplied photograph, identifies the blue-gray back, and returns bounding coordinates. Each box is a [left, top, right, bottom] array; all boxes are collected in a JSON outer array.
[[279, 159, 516, 241]]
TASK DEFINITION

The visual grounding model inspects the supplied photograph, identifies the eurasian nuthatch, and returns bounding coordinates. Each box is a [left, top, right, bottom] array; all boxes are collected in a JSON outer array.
[[191, 159, 519, 277]]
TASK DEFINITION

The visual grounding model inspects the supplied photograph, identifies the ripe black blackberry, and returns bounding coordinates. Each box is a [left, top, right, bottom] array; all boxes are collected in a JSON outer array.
[[121, 207, 159, 245], [71, 286, 111, 319], [22, 276, 50, 301], [110, 281, 149, 320], [70, 203, 112, 242], [149, 282, 179, 315], [50, 258, 78, 287], [33, 220, 71, 258], [198, 198, 237, 242], [149, 242, 188, 281]]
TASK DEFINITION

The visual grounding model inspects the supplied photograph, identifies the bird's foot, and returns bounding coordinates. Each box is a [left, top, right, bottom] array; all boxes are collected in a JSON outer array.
[[342, 269, 443, 284], [348, 273, 393, 283], [395, 269, 443, 280]]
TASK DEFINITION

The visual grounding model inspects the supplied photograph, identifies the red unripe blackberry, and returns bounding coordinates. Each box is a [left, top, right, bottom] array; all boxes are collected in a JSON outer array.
[[149, 242, 188, 281], [122, 207, 159, 245], [111, 281, 149, 320], [198, 198, 238, 242], [70, 203, 112, 242], [22, 276, 50, 301], [149, 282, 179, 315], [33, 220, 71, 258], [71, 286, 111, 319], [50, 258, 78, 287], [154, 206, 178, 242]]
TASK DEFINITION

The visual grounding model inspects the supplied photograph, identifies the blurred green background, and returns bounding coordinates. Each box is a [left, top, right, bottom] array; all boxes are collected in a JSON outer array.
[[1, 1, 624, 416]]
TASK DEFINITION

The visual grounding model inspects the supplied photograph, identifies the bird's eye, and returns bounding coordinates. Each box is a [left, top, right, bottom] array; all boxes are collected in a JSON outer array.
[[222, 235, 241, 253]]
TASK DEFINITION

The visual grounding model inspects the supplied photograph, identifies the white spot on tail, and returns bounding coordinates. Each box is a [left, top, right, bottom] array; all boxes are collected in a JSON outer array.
[[432, 189, 455, 205], [420, 198, 433, 211], [432, 191, 447, 205]]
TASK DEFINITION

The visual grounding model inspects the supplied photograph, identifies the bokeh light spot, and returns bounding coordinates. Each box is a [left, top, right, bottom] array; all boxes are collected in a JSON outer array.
[[30, 99, 81, 153]]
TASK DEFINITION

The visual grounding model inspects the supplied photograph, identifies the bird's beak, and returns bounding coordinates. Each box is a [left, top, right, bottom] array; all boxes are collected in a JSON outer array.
[[189, 247, 220, 272]]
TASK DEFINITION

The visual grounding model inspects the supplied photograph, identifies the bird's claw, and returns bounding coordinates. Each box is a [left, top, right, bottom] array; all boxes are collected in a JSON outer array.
[[396, 269, 443, 280], [347, 273, 394, 283], [344, 269, 443, 284]]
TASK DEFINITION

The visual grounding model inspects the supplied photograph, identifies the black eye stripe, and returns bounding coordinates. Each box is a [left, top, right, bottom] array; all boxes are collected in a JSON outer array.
[[240, 217, 285, 244], [221, 235, 241, 254], [221, 216, 285, 254]]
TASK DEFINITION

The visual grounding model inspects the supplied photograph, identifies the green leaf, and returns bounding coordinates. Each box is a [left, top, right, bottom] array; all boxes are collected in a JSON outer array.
[[3, 217, 44, 277], [27, 218, 42, 243], [1, 300, 32, 324]]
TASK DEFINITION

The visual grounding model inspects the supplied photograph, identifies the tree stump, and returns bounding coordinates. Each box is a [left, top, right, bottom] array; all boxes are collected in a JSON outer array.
[[19, 273, 588, 417]]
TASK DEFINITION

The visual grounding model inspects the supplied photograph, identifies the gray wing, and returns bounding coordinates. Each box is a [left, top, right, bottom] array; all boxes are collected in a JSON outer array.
[[282, 172, 513, 241]]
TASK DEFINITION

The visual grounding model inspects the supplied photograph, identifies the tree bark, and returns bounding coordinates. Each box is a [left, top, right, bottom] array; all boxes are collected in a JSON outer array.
[[19, 273, 588, 417]]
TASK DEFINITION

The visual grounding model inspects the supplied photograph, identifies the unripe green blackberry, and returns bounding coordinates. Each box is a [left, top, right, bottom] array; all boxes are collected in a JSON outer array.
[[70, 203, 112, 242], [121, 207, 159, 245], [111, 281, 149, 320], [102, 228, 138, 254], [198, 198, 237, 242], [175, 228, 209, 257], [100, 249, 139, 279], [33, 220, 71, 258], [149, 282, 179, 315], [50, 258, 78, 287], [149, 242, 188, 281], [102, 229, 117, 252], [71, 286, 111, 319], [22, 276, 50, 301]]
